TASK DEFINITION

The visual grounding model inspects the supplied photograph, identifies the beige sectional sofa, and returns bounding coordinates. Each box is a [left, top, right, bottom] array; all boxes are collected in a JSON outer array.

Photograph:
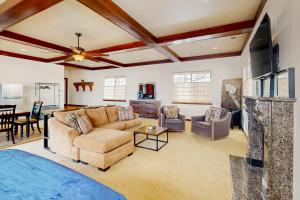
[[48, 106, 142, 171]]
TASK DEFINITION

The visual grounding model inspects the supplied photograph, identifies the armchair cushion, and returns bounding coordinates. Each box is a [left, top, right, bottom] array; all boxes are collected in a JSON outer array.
[[165, 118, 183, 125], [163, 105, 178, 119], [193, 121, 210, 130]]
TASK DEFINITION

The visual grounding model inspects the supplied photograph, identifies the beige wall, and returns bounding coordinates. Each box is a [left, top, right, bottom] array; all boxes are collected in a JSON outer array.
[[0, 55, 65, 111], [65, 56, 242, 119]]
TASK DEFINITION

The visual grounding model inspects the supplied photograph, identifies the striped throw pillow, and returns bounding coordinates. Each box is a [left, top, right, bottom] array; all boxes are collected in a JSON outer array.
[[77, 115, 93, 134], [118, 106, 134, 121], [66, 112, 82, 133]]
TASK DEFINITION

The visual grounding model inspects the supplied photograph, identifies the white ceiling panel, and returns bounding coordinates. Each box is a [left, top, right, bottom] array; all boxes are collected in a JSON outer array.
[[113, 0, 261, 37], [8, 0, 138, 51], [108, 48, 168, 64], [169, 34, 247, 57]]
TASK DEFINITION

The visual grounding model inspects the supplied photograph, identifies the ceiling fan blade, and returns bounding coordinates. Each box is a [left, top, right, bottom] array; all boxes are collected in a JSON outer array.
[[86, 52, 109, 57], [85, 56, 100, 63], [64, 56, 75, 62]]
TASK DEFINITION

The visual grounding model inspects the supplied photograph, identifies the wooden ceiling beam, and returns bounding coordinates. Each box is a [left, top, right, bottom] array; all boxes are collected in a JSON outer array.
[[58, 62, 117, 70], [78, 0, 181, 62], [121, 52, 241, 68], [57, 63, 92, 70], [88, 41, 146, 54], [180, 51, 242, 62], [0, 0, 63, 31], [87, 20, 255, 55], [0, 30, 72, 53], [157, 20, 255, 46], [0, 50, 47, 62]]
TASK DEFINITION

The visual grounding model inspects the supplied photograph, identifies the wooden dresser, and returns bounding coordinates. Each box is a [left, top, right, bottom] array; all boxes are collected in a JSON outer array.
[[129, 100, 161, 118]]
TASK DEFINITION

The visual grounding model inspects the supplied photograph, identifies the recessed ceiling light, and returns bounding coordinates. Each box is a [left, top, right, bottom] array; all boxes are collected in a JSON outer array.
[[212, 46, 219, 50], [136, 57, 141, 60], [90, 63, 94, 66], [21, 48, 26, 52], [231, 36, 237, 40]]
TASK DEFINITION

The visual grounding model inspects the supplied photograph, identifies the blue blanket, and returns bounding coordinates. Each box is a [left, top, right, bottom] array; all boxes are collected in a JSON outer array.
[[0, 149, 126, 200]]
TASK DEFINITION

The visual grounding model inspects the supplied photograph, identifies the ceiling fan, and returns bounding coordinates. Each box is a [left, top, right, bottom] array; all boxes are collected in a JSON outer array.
[[63, 33, 108, 62]]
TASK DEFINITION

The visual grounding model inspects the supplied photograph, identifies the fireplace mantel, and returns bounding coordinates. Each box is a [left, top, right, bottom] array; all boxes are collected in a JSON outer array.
[[230, 96, 296, 200]]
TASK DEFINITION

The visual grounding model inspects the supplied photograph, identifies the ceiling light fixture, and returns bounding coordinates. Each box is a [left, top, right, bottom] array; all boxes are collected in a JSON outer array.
[[72, 54, 85, 61], [136, 57, 141, 60], [21, 48, 26, 52], [212, 46, 219, 50]]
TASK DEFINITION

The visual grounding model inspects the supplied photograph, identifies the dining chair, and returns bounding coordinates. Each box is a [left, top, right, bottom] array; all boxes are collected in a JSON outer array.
[[0, 105, 16, 144], [14, 101, 43, 137]]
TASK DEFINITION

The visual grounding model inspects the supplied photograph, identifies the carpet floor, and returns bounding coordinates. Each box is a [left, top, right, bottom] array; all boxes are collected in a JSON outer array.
[[8, 119, 247, 200]]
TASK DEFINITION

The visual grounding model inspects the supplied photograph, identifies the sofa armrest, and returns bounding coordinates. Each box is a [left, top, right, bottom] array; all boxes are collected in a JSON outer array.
[[48, 118, 80, 144], [178, 114, 185, 122], [158, 113, 166, 126], [191, 115, 205, 123]]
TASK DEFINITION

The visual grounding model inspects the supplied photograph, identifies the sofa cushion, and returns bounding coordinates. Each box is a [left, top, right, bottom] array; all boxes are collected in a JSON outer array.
[[85, 107, 109, 127], [124, 118, 142, 129], [73, 128, 133, 154], [105, 106, 118, 122], [194, 121, 210, 130], [54, 109, 86, 125], [100, 121, 126, 130], [165, 118, 183, 125]]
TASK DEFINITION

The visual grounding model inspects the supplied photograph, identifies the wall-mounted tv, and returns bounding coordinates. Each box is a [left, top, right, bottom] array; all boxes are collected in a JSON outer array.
[[250, 14, 275, 79]]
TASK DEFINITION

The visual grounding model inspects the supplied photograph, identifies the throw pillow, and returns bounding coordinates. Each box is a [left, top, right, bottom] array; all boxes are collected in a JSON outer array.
[[206, 107, 222, 122], [77, 115, 93, 134], [163, 106, 178, 119], [118, 106, 134, 121], [66, 112, 82, 133]]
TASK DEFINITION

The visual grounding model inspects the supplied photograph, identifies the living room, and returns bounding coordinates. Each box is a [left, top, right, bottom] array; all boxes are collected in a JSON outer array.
[[0, 0, 299, 200]]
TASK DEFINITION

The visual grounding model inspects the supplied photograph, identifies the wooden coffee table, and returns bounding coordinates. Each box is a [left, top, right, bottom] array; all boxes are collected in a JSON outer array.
[[134, 126, 168, 151]]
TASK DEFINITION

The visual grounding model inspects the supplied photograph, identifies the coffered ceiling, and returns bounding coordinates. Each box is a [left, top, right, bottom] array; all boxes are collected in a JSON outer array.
[[0, 0, 267, 70]]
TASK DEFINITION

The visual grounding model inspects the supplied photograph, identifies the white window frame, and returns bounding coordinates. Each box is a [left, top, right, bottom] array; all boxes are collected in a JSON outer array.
[[172, 71, 212, 104], [103, 76, 127, 101]]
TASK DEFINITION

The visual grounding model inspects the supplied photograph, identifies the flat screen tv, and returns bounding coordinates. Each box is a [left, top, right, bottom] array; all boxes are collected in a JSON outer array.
[[250, 14, 275, 79]]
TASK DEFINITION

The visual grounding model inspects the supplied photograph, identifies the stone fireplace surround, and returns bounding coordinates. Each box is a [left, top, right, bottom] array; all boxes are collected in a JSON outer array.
[[230, 96, 295, 200]]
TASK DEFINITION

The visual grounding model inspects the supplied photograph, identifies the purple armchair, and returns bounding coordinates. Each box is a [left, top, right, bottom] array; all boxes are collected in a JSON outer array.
[[158, 107, 185, 131], [191, 107, 231, 140]]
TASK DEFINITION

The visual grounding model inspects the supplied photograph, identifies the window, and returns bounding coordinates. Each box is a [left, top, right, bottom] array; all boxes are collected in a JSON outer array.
[[172, 71, 212, 104], [104, 77, 126, 101]]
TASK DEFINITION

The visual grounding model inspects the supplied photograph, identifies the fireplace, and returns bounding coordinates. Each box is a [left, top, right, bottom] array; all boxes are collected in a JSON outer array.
[[230, 96, 295, 200]]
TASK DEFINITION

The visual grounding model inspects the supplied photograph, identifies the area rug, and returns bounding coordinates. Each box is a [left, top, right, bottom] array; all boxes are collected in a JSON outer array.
[[0, 149, 126, 200]]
